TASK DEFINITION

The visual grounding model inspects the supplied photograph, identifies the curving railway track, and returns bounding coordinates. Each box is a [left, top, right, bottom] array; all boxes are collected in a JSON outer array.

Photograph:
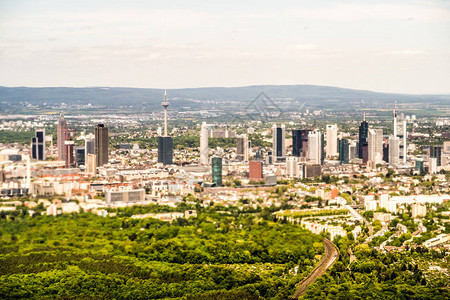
[[291, 237, 339, 299]]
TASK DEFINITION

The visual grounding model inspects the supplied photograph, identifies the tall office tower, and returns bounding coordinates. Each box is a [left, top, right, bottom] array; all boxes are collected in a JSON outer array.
[[338, 139, 350, 164], [326, 124, 338, 157], [86, 154, 97, 174], [94, 124, 109, 167], [74, 146, 85, 166], [292, 129, 309, 157], [429, 157, 438, 174], [272, 124, 285, 162], [358, 114, 369, 160], [415, 159, 424, 173], [361, 144, 368, 163], [388, 135, 400, 165], [249, 161, 263, 180], [393, 102, 407, 163], [200, 122, 209, 165], [368, 129, 383, 163], [286, 156, 300, 178], [211, 157, 222, 187], [57, 112, 69, 161], [236, 134, 249, 162], [430, 146, 442, 167], [321, 133, 325, 164], [31, 129, 46, 160], [349, 142, 357, 160], [158, 137, 173, 165], [64, 140, 74, 168], [443, 142, 450, 167], [383, 141, 389, 163], [307, 130, 323, 164], [85, 138, 95, 156], [157, 90, 173, 165]]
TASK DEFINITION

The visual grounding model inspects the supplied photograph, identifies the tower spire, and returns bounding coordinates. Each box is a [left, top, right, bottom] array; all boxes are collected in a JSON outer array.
[[363, 112, 366, 122]]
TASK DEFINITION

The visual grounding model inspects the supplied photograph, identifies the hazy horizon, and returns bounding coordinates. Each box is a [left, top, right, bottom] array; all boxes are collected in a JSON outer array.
[[2, 83, 450, 97]]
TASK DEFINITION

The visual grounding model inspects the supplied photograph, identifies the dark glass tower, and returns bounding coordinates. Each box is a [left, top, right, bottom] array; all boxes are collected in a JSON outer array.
[[95, 124, 109, 167], [338, 139, 349, 164], [31, 129, 45, 160], [358, 120, 369, 159], [292, 129, 309, 157], [383, 143, 389, 163], [211, 157, 222, 187], [430, 146, 442, 166], [74, 146, 85, 166], [158, 137, 173, 165], [320, 132, 325, 165], [64, 141, 74, 168], [276, 127, 283, 157]]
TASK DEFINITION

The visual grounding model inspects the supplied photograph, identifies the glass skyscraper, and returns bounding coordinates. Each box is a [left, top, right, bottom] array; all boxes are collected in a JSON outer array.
[[158, 137, 173, 165], [211, 157, 222, 187]]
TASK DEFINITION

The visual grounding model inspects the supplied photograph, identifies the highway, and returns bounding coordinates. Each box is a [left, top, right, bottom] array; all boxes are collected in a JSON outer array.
[[291, 237, 339, 299]]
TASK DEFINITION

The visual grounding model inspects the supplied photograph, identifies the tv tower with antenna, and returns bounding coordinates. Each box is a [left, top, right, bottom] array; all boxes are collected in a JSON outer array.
[[157, 89, 173, 165]]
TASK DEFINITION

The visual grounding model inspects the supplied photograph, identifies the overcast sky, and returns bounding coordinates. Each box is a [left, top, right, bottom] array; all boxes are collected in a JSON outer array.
[[0, 0, 449, 94]]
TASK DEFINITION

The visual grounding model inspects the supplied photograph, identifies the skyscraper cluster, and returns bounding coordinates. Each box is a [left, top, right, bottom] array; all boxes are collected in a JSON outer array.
[[353, 103, 408, 166], [31, 112, 109, 173], [29, 98, 412, 182]]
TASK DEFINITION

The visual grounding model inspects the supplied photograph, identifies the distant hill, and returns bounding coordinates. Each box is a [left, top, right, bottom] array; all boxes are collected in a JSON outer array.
[[0, 85, 449, 108]]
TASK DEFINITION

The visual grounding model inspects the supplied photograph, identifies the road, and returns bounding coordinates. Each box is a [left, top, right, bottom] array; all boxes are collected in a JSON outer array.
[[346, 205, 374, 242], [291, 238, 339, 299]]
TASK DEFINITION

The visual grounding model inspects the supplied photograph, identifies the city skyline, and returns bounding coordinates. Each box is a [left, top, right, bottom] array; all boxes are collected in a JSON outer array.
[[0, 1, 449, 298]]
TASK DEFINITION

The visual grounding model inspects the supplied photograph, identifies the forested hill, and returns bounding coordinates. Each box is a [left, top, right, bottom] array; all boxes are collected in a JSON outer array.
[[1, 85, 449, 107]]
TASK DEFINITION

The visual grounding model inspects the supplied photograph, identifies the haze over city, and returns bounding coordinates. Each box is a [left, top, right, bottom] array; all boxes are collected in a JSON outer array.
[[1, 0, 450, 94]]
